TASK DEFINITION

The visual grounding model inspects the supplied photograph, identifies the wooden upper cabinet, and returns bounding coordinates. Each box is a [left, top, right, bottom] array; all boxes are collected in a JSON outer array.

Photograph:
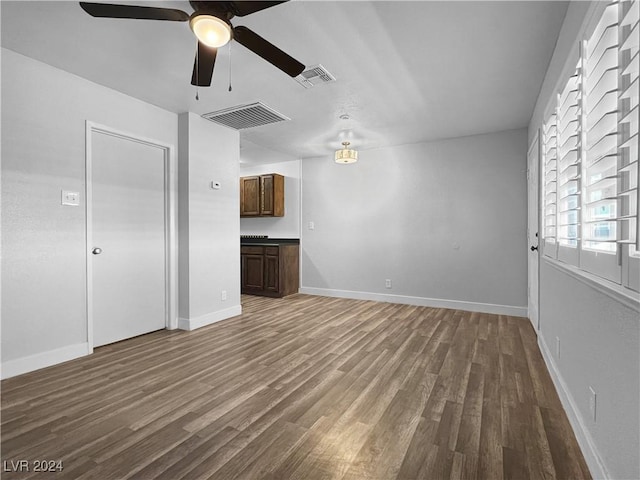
[[240, 176, 260, 217], [240, 173, 284, 217], [260, 175, 275, 216]]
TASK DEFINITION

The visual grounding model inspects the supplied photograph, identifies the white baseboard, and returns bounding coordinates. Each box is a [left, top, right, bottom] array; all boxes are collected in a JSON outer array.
[[1, 342, 91, 380], [178, 304, 242, 331], [299, 287, 527, 317], [538, 335, 609, 480]]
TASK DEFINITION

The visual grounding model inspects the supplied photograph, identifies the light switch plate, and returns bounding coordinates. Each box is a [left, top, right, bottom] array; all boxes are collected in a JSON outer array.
[[61, 190, 79, 206]]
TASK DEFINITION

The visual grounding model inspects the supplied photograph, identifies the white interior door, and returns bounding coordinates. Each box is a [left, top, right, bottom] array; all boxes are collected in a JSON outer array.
[[90, 130, 167, 347], [527, 133, 540, 330]]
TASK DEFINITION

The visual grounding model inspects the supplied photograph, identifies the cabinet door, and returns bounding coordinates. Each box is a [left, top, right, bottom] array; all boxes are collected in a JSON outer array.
[[242, 254, 264, 291], [264, 253, 279, 293], [240, 176, 260, 217], [259, 174, 284, 217], [260, 175, 274, 216]]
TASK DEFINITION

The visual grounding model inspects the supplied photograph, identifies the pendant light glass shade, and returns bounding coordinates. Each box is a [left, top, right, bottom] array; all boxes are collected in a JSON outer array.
[[190, 15, 232, 48], [335, 141, 358, 164]]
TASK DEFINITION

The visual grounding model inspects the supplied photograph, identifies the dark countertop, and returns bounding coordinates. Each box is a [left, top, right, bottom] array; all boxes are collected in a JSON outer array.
[[240, 237, 300, 246]]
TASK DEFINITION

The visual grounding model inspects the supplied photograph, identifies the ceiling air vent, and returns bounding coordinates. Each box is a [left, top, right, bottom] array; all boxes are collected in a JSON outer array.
[[295, 64, 336, 89], [202, 102, 290, 130]]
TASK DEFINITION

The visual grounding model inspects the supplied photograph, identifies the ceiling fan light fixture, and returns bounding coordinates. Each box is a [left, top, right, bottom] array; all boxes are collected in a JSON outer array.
[[335, 141, 358, 164], [190, 14, 232, 48]]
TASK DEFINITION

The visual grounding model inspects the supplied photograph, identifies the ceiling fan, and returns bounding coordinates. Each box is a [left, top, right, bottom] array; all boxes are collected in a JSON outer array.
[[79, 1, 306, 87]]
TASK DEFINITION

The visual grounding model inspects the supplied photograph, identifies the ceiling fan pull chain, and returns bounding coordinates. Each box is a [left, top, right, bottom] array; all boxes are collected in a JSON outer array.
[[228, 42, 233, 92], [195, 39, 200, 100]]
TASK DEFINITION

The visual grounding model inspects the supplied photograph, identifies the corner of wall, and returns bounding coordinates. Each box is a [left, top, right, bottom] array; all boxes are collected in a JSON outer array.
[[177, 113, 191, 320], [177, 304, 242, 331], [177, 112, 241, 326]]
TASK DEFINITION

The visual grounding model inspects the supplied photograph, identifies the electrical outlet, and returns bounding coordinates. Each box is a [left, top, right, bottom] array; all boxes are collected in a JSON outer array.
[[589, 387, 597, 422], [221, 290, 227, 301], [385, 279, 392, 289], [308, 221, 315, 230], [556, 337, 561, 359]]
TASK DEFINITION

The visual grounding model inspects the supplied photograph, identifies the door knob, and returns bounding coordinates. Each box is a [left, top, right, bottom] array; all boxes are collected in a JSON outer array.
[[92, 247, 103, 255], [530, 245, 538, 252]]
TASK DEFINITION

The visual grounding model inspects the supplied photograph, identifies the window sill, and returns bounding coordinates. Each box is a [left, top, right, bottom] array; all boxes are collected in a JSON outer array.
[[543, 256, 640, 312]]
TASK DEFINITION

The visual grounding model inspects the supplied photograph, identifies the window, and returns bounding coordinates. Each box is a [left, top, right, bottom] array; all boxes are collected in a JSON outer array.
[[620, 0, 639, 290], [582, 2, 620, 281], [557, 61, 582, 266], [543, 113, 558, 258], [541, 0, 640, 293]]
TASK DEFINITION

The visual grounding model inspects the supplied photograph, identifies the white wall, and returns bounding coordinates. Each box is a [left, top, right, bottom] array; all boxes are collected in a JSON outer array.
[[178, 113, 241, 330], [1, 49, 178, 376], [528, 2, 640, 479], [240, 159, 301, 239], [300, 129, 528, 315], [539, 263, 639, 480]]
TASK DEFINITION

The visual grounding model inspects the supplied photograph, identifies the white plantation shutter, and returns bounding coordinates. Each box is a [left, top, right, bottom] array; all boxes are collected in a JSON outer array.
[[543, 113, 558, 258], [539, 0, 640, 293], [581, 2, 621, 281], [557, 61, 582, 266], [619, 0, 639, 291]]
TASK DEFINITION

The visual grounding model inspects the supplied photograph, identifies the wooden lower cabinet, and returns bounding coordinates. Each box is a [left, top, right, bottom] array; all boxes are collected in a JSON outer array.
[[242, 255, 264, 291], [241, 244, 299, 297]]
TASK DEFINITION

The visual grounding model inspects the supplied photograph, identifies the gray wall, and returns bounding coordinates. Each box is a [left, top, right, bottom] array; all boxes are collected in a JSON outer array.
[[178, 113, 241, 328], [539, 262, 639, 480], [1, 49, 178, 370], [1, 50, 242, 376], [300, 129, 528, 314], [528, 2, 640, 479], [240, 160, 301, 239]]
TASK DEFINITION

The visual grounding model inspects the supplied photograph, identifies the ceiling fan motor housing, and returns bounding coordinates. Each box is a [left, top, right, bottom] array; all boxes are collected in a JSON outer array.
[[190, 1, 236, 20]]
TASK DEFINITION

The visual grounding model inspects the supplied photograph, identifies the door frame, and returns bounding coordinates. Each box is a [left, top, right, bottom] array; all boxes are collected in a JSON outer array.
[[85, 121, 177, 353], [527, 130, 541, 331]]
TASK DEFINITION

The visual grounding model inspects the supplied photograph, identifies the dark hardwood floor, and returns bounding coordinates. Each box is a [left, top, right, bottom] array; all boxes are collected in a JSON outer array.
[[1, 294, 591, 479]]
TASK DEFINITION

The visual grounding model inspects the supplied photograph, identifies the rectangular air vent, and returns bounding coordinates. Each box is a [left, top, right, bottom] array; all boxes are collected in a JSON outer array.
[[295, 64, 336, 89], [202, 102, 290, 130]]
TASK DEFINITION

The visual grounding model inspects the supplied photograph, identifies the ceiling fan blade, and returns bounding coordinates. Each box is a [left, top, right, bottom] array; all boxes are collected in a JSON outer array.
[[233, 26, 304, 77], [191, 42, 217, 87], [79, 2, 189, 21], [229, 1, 288, 17]]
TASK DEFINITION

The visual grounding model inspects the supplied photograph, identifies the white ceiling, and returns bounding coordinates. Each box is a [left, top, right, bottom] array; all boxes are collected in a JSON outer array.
[[1, 1, 568, 164]]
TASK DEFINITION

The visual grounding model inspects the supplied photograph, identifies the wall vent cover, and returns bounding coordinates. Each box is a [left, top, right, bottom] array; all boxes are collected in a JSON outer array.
[[202, 102, 290, 130], [295, 64, 336, 89]]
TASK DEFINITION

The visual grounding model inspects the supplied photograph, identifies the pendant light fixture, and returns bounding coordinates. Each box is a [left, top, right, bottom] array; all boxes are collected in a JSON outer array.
[[335, 141, 358, 164]]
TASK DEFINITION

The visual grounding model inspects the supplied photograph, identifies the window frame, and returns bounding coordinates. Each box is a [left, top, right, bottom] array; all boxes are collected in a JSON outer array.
[[619, 0, 640, 291]]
